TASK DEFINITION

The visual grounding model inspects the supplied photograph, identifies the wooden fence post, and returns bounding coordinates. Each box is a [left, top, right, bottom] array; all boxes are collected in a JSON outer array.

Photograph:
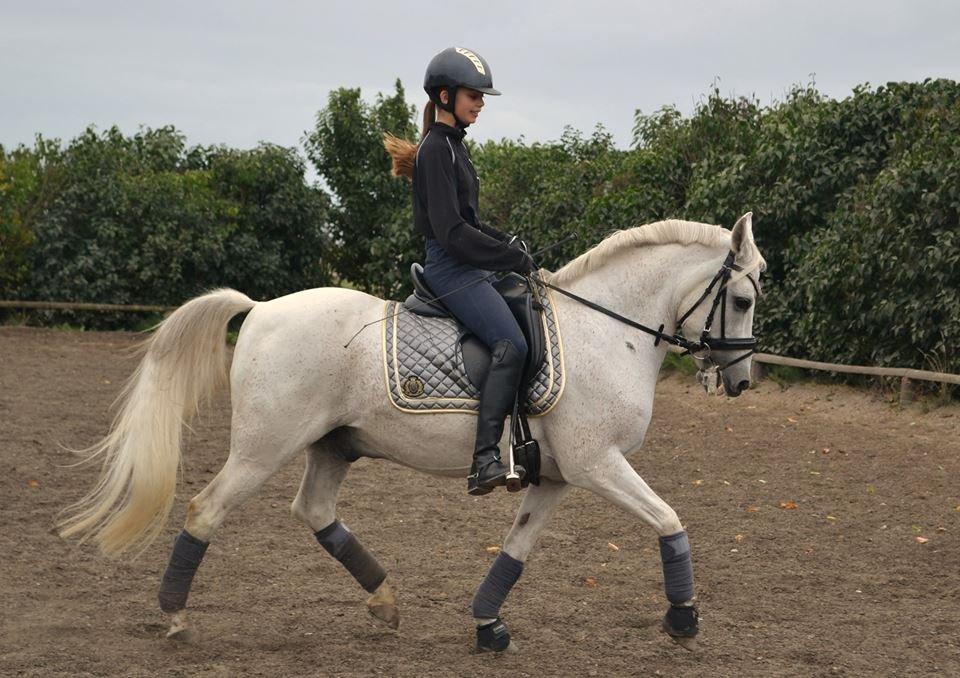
[[899, 377, 914, 406]]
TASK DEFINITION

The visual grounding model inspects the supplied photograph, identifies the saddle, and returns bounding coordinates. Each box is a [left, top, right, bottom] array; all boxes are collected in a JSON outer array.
[[403, 263, 547, 389], [396, 263, 554, 489]]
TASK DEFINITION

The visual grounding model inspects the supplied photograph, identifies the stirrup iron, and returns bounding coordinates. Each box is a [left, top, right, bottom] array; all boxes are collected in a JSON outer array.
[[505, 392, 525, 492]]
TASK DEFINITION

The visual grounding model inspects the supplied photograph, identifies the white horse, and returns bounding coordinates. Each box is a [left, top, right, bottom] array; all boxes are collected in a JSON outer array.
[[60, 213, 764, 653]]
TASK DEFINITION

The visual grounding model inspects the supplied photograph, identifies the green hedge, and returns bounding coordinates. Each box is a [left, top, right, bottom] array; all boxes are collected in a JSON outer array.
[[303, 79, 419, 298], [1, 126, 330, 327], [768, 98, 960, 370], [470, 80, 960, 373], [2, 79, 957, 375]]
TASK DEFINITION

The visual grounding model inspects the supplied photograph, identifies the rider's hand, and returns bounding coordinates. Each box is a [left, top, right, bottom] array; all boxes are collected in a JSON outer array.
[[505, 234, 536, 274], [507, 235, 529, 253], [513, 252, 538, 275]]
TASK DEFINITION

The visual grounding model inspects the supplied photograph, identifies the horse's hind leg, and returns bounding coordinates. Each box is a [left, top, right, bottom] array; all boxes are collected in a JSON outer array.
[[290, 431, 398, 630], [159, 426, 311, 639], [471, 478, 570, 652]]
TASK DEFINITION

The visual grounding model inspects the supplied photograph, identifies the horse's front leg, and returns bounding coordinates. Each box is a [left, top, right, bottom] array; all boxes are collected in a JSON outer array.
[[471, 478, 570, 653], [565, 448, 700, 651]]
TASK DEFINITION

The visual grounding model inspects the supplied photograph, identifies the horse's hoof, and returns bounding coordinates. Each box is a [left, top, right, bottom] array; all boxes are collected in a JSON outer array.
[[478, 640, 518, 654], [165, 611, 194, 641], [667, 633, 699, 652], [366, 581, 400, 630], [368, 602, 400, 629], [661, 604, 699, 652]]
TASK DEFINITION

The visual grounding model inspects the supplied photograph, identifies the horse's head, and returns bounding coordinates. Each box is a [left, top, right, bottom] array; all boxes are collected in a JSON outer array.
[[677, 212, 765, 398]]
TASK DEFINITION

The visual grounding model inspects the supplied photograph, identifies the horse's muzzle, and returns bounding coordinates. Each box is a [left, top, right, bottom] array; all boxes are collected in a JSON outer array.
[[725, 379, 751, 397]]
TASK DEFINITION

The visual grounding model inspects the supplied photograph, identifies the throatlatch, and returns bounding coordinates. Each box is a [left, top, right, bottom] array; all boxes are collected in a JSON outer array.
[[158, 530, 209, 613], [315, 520, 387, 593]]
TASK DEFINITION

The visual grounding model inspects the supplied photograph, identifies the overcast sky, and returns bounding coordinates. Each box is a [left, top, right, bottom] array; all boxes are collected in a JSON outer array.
[[3, 1, 958, 160]]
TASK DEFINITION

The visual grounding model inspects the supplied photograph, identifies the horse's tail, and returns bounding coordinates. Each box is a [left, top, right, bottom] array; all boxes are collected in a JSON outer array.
[[59, 288, 257, 558]]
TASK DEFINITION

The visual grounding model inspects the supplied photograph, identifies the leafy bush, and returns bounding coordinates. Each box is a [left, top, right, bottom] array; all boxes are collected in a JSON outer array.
[[304, 79, 417, 298], [3, 78, 957, 378], [6, 126, 330, 327], [475, 127, 633, 270], [0, 138, 62, 293], [474, 80, 960, 373], [765, 94, 960, 371]]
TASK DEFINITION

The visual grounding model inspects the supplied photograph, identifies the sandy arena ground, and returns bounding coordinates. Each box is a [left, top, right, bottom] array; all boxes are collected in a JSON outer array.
[[1, 326, 958, 677]]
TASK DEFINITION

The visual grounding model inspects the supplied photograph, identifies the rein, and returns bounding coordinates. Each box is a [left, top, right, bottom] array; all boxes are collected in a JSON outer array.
[[537, 250, 760, 372], [345, 233, 759, 372]]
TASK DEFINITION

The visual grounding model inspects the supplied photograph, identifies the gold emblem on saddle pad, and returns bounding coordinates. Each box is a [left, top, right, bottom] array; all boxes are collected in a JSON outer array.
[[401, 375, 425, 398]]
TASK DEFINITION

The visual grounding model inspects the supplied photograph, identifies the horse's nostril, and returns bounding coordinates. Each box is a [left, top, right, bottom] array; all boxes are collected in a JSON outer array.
[[725, 379, 751, 398]]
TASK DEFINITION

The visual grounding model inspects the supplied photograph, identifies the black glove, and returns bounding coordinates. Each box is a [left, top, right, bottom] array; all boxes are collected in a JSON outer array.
[[513, 251, 537, 275], [507, 235, 530, 253]]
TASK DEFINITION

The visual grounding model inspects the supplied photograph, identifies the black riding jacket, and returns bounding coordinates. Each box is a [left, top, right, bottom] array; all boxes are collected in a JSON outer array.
[[412, 122, 530, 272]]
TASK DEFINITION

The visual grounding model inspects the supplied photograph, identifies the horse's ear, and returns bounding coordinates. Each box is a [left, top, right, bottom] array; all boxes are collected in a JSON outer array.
[[731, 212, 754, 253]]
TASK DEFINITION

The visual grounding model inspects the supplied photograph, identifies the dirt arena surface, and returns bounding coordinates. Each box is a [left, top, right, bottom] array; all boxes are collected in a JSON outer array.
[[2, 325, 959, 677]]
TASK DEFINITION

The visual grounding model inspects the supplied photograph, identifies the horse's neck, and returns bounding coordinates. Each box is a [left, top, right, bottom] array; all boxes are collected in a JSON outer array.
[[548, 242, 723, 421], [542, 242, 714, 425], [556, 242, 718, 339]]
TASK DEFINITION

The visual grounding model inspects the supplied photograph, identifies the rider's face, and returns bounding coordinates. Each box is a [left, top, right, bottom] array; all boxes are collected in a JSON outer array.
[[442, 88, 484, 125]]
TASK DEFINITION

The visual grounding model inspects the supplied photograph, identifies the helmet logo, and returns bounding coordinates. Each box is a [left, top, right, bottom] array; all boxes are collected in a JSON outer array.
[[454, 47, 486, 75]]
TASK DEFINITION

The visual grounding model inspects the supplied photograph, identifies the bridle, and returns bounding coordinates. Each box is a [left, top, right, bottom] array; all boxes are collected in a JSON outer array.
[[674, 249, 761, 372], [537, 248, 761, 375]]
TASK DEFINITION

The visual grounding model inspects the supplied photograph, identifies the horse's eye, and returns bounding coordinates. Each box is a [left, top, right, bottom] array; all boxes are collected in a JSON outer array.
[[734, 296, 752, 311]]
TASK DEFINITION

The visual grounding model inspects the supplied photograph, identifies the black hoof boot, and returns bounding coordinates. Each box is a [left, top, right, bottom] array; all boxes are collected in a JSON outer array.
[[476, 618, 511, 653], [661, 604, 699, 651]]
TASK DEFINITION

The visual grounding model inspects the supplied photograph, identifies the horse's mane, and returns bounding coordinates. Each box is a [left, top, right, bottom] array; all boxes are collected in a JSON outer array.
[[544, 219, 765, 286]]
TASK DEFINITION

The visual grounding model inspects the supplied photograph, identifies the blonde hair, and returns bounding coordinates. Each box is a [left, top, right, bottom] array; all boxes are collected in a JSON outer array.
[[383, 99, 439, 180]]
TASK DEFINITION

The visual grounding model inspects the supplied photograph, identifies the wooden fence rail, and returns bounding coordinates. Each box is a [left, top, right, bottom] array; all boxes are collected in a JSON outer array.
[[0, 300, 175, 313], [752, 352, 960, 386], [750, 352, 957, 404], [2, 299, 957, 394]]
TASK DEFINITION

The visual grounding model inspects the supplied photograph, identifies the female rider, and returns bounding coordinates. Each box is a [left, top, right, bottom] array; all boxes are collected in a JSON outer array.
[[389, 47, 536, 496]]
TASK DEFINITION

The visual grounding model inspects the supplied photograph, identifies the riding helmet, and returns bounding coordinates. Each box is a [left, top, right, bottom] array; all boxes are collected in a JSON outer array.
[[423, 46, 501, 115]]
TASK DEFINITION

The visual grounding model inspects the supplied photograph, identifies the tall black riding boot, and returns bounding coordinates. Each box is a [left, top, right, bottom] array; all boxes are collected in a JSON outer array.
[[468, 339, 526, 496]]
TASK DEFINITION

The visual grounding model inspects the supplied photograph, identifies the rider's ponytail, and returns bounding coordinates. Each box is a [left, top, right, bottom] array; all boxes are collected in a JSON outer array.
[[421, 100, 436, 137], [383, 99, 437, 180]]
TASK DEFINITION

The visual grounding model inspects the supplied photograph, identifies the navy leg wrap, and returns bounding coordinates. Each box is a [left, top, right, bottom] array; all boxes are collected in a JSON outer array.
[[472, 551, 524, 619], [659, 531, 695, 605], [158, 530, 209, 613], [315, 520, 387, 593]]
